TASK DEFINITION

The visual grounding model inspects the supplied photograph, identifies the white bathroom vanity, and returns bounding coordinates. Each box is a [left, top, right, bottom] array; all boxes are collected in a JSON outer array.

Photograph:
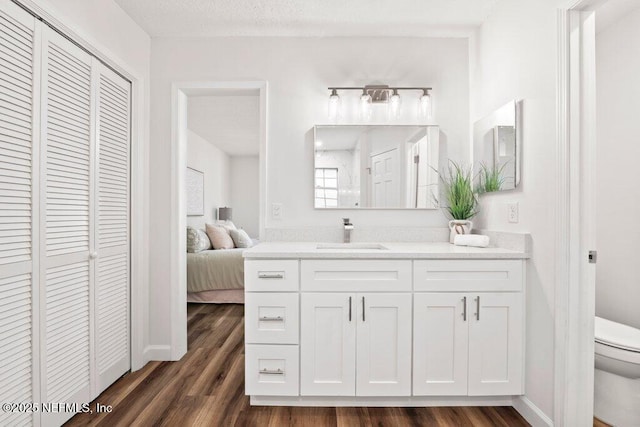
[[243, 242, 528, 407]]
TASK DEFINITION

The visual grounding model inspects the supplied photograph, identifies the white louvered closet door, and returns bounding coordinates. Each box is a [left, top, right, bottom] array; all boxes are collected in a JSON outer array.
[[94, 62, 130, 395], [39, 25, 94, 426], [0, 1, 39, 426]]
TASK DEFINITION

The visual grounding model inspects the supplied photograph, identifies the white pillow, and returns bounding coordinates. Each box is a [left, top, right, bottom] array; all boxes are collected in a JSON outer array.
[[186, 226, 211, 253], [205, 223, 235, 250], [229, 229, 253, 248]]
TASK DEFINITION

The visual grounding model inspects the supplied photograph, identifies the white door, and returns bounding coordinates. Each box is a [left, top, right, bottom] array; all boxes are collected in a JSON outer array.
[[370, 148, 400, 207], [300, 293, 356, 396], [0, 2, 39, 426], [356, 293, 411, 396], [413, 293, 469, 396], [94, 63, 130, 395], [40, 25, 94, 426], [468, 293, 523, 395]]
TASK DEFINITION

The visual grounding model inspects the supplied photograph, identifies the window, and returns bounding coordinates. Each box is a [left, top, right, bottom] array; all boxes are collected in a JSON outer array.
[[315, 168, 338, 208]]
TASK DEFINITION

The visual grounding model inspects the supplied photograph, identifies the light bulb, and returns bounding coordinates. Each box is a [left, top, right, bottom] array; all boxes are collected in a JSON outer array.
[[389, 90, 401, 119], [360, 90, 372, 121], [419, 90, 432, 120], [328, 89, 341, 120]]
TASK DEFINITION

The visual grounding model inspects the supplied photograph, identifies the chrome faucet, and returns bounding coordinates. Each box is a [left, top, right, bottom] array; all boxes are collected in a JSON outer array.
[[343, 218, 354, 243]]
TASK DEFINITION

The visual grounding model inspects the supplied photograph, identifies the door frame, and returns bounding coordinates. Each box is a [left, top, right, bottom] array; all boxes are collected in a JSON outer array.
[[170, 81, 268, 359], [15, 0, 149, 371], [555, 0, 604, 424]]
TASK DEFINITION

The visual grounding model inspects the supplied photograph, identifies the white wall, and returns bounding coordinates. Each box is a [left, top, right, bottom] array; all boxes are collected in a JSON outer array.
[[595, 6, 640, 330], [186, 130, 231, 229], [470, 0, 565, 419], [149, 37, 470, 347], [30, 0, 152, 364], [229, 156, 260, 237]]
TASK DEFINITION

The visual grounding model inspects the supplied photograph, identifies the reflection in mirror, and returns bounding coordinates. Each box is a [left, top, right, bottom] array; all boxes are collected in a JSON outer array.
[[314, 125, 440, 209], [473, 100, 522, 192]]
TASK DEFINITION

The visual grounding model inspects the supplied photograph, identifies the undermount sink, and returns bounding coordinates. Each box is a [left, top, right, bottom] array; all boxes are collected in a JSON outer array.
[[316, 243, 389, 250]]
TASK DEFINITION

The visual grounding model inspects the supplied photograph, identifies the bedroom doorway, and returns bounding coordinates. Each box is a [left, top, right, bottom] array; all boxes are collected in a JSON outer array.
[[170, 82, 268, 359]]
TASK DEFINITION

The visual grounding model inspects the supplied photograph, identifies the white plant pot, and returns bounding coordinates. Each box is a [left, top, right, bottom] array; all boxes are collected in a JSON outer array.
[[448, 220, 473, 244]]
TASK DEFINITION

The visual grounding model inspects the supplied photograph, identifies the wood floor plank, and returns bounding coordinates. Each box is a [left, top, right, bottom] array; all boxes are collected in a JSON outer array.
[[66, 303, 531, 427], [594, 417, 612, 427]]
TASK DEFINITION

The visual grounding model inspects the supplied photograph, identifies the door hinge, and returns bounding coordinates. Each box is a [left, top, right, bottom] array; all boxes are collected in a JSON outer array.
[[588, 250, 597, 264], [414, 154, 420, 164]]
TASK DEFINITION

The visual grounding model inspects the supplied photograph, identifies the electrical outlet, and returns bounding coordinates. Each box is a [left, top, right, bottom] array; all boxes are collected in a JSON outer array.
[[507, 202, 519, 223], [272, 203, 283, 220]]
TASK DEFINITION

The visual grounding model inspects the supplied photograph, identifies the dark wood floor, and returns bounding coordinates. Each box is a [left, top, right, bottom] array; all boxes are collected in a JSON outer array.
[[67, 303, 532, 426]]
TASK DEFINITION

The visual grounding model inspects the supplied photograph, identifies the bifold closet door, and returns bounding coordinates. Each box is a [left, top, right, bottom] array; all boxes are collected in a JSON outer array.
[[0, 1, 39, 426], [40, 25, 94, 425], [94, 62, 130, 395]]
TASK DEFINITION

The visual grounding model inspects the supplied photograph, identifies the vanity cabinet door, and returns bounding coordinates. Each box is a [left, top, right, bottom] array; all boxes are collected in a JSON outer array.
[[300, 293, 356, 396], [413, 293, 469, 396], [468, 293, 523, 396], [356, 293, 412, 396]]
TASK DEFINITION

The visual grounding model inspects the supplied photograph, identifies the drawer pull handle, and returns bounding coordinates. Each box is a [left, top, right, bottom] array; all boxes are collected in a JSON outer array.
[[475, 296, 480, 321], [348, 296, 352, 322], [259, 316, 284, 322], [260, 368, 284, 375], [462, 296, 467, 321], [258, 272, 284, 279]]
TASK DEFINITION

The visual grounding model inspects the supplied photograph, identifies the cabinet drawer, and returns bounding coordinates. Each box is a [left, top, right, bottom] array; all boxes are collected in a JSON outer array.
[[245, 344, 299, 396], [414, 260, 523, 292], [245, 293, 299, 344], [301, 260, 411, 292], [245, 260, 299, 291]]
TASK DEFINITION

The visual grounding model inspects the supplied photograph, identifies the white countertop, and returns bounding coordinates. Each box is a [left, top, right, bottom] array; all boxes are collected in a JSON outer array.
[[243, 242, 529, 259]]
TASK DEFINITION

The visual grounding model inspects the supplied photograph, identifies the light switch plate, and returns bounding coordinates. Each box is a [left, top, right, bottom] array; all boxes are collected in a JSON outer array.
[[507, 202, 519, 223], [272, 203, 283, 220]]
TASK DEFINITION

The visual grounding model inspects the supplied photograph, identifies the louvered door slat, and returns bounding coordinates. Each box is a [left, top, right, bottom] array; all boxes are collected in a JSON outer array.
[[95, 64, 130, 394], [0, 275, 33, 424], [43, 31, 92, 258], [44, 262, 89, 403], [40, 26, 93, 427], [0, 3, 36, 425], [0, 0, 33, 261]]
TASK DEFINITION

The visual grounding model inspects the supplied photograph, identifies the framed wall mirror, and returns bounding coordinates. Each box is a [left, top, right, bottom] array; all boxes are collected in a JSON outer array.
[[473, 100, 523, 193], [314, 125, 440, 209]]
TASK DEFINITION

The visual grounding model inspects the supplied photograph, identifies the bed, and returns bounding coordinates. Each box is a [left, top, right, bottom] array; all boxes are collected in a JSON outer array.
[[186, 248, 245, 303]]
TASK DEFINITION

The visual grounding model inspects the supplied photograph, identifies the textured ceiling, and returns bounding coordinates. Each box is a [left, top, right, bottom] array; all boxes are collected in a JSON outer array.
[[114, 0, 499, 37], [187, 95, 260, 156], [596, 0, 640, 33]]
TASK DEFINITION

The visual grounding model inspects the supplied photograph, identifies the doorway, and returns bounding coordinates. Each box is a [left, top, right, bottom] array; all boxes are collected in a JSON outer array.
[[169, 82, 267, 359], [556, 1, 640, 425]]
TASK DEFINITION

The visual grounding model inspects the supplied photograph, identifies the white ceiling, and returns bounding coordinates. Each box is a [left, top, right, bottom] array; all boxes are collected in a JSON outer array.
[[114, 0, 499, 37], [187, 95, 260, 156], [596, 0, 640, 33]]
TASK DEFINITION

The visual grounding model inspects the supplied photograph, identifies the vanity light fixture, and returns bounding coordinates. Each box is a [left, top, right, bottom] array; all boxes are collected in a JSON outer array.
[[328, 88, 341, 120], [327, 85, 433, 120], [360, 88, 373, 120], [389, 88, 401, 119], [419, 88, 432, 119]]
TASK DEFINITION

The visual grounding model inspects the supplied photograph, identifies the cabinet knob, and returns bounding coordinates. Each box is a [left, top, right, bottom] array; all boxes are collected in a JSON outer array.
[[89, 252, 98, 260]]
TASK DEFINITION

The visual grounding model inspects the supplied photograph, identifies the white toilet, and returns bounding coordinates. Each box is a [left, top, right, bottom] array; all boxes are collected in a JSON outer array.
[[595, 316, 640, 378], [594, 316, 640, 427]]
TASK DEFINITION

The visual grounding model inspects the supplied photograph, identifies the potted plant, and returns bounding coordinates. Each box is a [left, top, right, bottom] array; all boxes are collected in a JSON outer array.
[[440, 161, 478, 243], [477, 162, 506, 194]]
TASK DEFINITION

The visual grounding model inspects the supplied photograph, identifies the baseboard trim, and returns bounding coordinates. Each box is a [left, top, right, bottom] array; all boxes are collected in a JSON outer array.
[[143, 345, 172, 361], [513, 396, 554, 427], [250, 395, 513, 407]]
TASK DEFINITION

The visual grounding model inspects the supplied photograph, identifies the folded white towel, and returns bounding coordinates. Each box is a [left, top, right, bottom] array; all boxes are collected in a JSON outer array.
[[454, 234, 490, 248]]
